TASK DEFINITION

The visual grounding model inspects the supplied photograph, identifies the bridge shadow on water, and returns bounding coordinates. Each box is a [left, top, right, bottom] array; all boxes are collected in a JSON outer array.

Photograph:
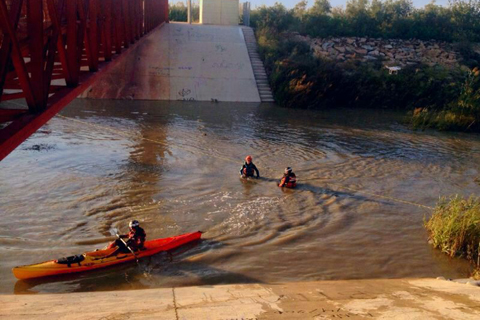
[[13, 239, 261, 294]]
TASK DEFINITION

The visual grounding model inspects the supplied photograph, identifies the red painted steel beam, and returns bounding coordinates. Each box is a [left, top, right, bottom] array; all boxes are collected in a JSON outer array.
[[0, 108, 27, 123], [66, 0, 79, 86], [0, 0, 23, 99], [0, 92, 25, 101], [0, 23, 167, 161], [103, 0, 113, 61], [43, 1, 61, 105], [122, 0, 132, 46], [0, 0, 36, 107], [113, 2, 122, 54], [48, 0, 73, 86], [26, 0, 46, 111], [87, 0, 99, 71], [0, 0, 169, 161]]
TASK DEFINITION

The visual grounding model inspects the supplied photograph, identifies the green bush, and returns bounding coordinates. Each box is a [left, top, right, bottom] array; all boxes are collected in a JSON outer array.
[[411, 68, 480, 131], [456, 42, 480, 68], [425, 195, 480, 278], [410, 108, 477, 131], [251, 3, 297, 33], [169, 2, 199, 23], [251, 0, 480, 43], [253, 1, 480, 132], [256, 28, 464, 110]]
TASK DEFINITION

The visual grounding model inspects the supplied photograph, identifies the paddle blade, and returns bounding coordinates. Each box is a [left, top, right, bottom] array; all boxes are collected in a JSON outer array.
[[109, 228, 119, 236], [76, 236, 116, 245]]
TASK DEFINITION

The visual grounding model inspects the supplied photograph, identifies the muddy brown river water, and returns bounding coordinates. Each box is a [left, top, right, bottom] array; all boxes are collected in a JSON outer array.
[[1, 100, 479, 294]]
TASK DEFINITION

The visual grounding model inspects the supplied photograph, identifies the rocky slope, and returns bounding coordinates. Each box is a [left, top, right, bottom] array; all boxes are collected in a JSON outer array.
[[289, 33, 479, 68]]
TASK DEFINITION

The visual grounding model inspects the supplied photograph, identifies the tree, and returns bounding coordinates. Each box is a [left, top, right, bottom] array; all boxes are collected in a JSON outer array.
[[345, 0, 369, 18], [311, 0, 332, 14], [384, 0, 414, 19], [294, 0, 309, 17], [449, 0, 480, 41], [169, 2, 187, 22], [251, 3, 295, 32]]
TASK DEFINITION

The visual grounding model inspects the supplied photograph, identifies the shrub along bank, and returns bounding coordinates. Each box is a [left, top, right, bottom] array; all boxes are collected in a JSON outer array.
[[425, 196, 480, 279], [252, 1, 480, 132], [252, 0, 480, 44], [257, 28, 463, 110], [410, 67, 480, 131]]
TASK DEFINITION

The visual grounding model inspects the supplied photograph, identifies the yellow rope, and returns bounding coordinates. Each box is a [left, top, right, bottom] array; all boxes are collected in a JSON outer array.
[[57, 115, 435, 211], [326, 182, 434, 210]]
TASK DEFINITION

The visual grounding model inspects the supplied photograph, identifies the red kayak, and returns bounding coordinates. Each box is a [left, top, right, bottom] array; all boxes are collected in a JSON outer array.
[[12, 231, 202, 280]]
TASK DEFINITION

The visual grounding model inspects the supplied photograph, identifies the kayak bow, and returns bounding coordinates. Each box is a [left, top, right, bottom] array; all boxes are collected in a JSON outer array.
[[12, 231, 202, 280]]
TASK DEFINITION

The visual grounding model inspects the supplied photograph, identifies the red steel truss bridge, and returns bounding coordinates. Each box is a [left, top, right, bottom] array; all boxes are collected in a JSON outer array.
[[0, 0, 168, 161]]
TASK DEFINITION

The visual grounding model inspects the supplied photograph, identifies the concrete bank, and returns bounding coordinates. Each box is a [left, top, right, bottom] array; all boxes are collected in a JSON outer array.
[[81, 22, 261, 102], [1, 278, 479, 319]]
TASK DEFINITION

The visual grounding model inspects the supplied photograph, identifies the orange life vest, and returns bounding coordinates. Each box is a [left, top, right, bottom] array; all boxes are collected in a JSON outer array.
[[280, 174, 297, 188]]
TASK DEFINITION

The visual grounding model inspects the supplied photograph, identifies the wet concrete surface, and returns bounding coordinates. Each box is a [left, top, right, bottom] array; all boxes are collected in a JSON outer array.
[[1, 278, 480, 319]]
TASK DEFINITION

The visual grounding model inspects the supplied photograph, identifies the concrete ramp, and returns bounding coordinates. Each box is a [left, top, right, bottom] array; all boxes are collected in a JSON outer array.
[[81, 23, 261, 102], [2, 279, 480, 319]]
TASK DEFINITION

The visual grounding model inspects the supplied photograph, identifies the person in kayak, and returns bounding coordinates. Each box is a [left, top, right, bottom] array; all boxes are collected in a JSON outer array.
[[278, 167, 297, 188], [240, 155, 260, 178], [107, 220, 146, 254]]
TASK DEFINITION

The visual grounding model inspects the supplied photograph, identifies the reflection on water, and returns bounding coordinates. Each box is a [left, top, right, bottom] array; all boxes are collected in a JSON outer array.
[[1, 100, 480, 294]]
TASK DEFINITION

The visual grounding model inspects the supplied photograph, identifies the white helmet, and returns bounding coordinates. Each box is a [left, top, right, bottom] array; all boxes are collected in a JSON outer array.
[[129, 220, 140, 229]]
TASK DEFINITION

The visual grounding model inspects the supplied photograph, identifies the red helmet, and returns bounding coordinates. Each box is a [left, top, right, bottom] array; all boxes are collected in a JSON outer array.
[[245, 155, 252, 162]]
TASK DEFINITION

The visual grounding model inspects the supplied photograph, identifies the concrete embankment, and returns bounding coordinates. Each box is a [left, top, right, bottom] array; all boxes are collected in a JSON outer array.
[[2, 278, 479, 319], [81, 22, 261, 102]]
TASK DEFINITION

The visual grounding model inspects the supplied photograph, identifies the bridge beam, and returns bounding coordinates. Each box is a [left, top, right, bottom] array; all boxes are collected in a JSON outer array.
[[0, 0, 169, 161]]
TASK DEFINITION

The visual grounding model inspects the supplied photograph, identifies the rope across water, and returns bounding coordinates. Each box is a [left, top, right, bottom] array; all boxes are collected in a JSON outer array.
[[57, 115, 435, 211]]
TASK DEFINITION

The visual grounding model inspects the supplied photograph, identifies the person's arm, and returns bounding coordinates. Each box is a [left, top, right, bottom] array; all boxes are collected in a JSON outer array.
[[240, 165, 244, 175], [279, 177, 286, 187], [138, 230, 146, 247], [253, 164, 260, 178], [127, 232, 141, 247]]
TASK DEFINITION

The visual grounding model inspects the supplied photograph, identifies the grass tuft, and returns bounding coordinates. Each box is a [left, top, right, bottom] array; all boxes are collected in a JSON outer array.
[[425, 195, 480, 278]]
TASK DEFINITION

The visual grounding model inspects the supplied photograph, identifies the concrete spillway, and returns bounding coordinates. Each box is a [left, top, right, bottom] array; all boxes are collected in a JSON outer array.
[[81, 23, 262, 102]]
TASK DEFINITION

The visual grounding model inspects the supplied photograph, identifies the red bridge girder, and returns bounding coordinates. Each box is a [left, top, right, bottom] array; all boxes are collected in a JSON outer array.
[[0, 0, 168, 161]]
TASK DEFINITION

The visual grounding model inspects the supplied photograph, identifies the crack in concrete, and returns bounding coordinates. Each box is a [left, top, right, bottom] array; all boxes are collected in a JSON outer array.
[[172, 287, 179, 320]]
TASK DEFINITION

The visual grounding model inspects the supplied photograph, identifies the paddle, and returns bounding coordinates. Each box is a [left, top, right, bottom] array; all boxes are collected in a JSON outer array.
[[75, 236, 116, 246], [109, 228, 139, 264]]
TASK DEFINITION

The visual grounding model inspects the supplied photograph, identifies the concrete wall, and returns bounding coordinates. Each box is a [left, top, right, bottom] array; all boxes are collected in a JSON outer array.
[[80, 23, 260, 102], [200, 0, 239, 25]]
